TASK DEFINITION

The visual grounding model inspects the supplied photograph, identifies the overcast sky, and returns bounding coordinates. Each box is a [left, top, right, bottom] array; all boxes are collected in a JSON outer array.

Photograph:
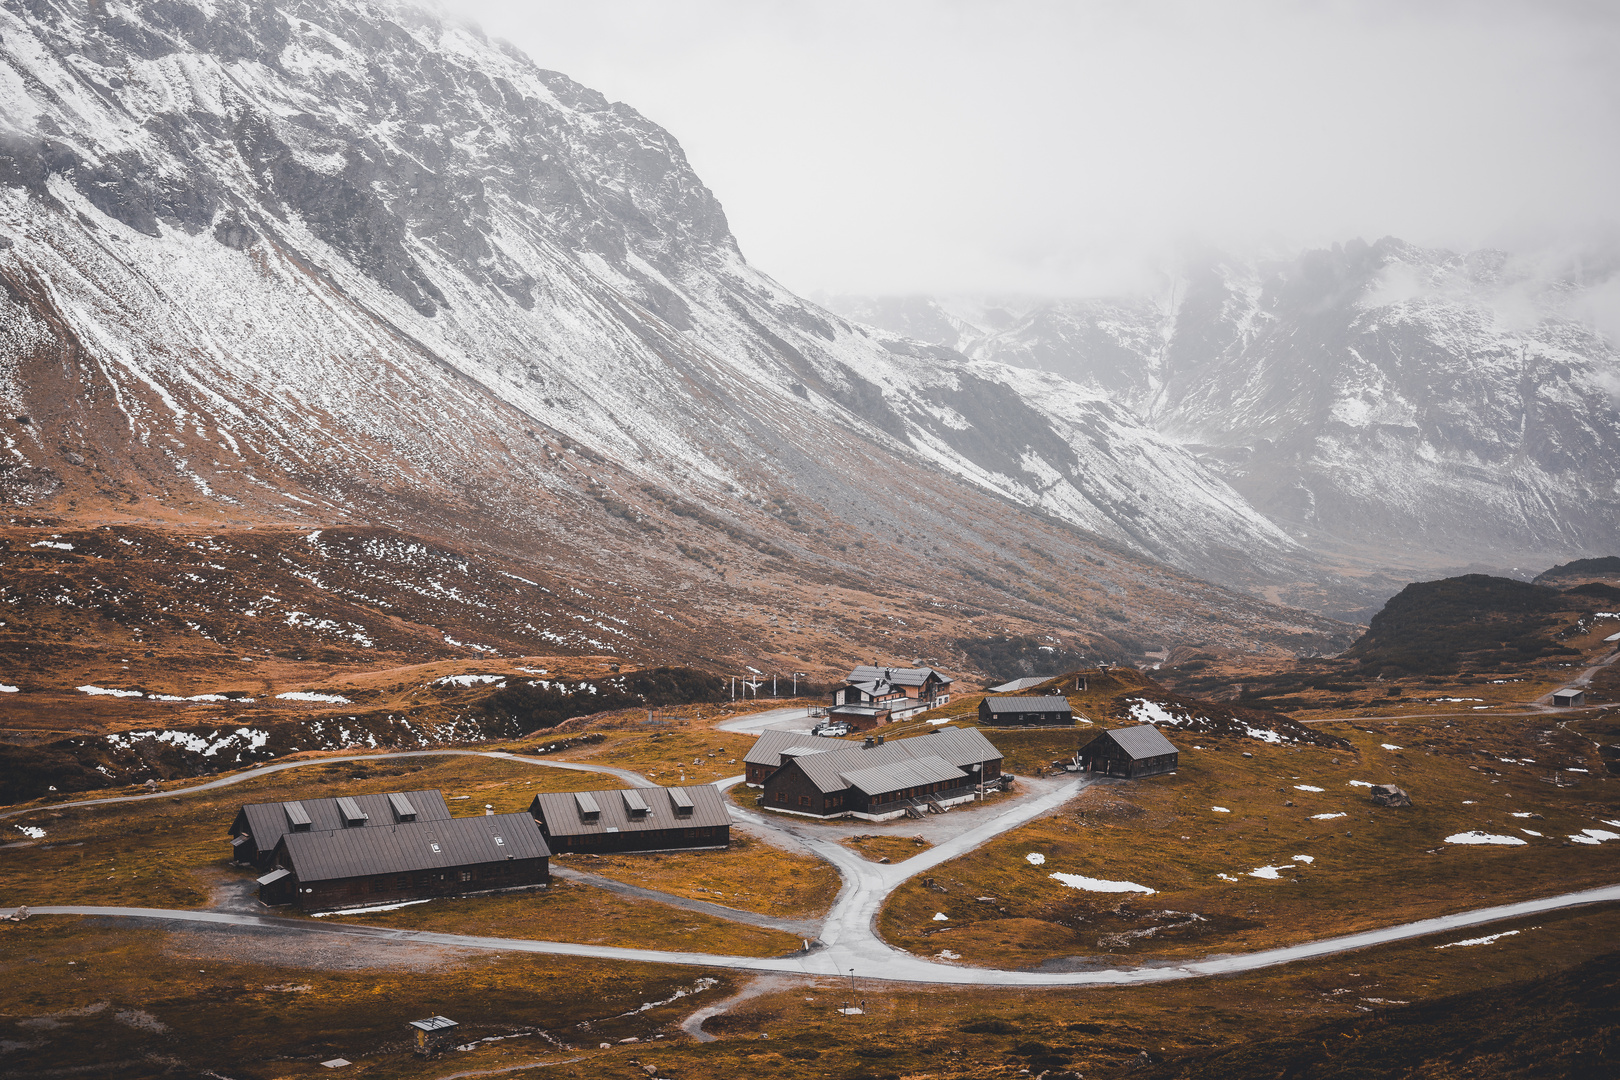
[[452, 0, 1620, 299]]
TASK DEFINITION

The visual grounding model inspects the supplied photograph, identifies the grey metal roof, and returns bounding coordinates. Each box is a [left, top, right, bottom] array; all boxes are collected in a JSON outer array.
[[410, 1017, 458, 1033], [839, 754, 966, 796], [278, 812, 548, 882], [233, 790, 452, 858], [846, 665, 953, 688], [743, 728, 854, 767], [531, 784, 731, 839], [982, 695, 1072, 713], [1088, 724, 1180, 760], [989, 676, 1050, 692], [785, 727, 1001, 794]]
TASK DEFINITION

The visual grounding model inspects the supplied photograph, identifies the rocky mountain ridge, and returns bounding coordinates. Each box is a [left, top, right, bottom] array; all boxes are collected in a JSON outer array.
[[827, 239, 1620, 574], [0, 0, 1354, 677]]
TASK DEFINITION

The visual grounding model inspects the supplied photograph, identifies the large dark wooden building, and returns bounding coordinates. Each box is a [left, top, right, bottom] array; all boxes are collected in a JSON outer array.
[[978, 694, 1075, 727], [759, 727, 1002, 820], [528, 784, 731, 854], [743, 729, 855, 786], [256, 812, 550, 912], [229, 789, 453, 869], [1077, 724, 1179, 778]]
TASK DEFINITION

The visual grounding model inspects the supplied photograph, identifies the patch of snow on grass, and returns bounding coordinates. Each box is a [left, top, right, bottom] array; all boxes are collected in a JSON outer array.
[[433, 674, 505, 688], [1247, 865, 1286, 879], [1127, 698, 1189, 726], [1294, 784, 1324, 792], [1445, 831, 1527, 846], [1211, 806, 1231, 813], [276, 691, 352, 704], [1521, 829, 1543, 837], [936, 949, 961, 960], [1216, 873, 1238, 882], [1312, 812, 1347, 820], [1436, 930, 1520, 949], [1570, 834, 1601, 845], [16, 825, 44, 839], [1348, 780, 1374, 787], [1511, 812, 1536, 818], [1244, 726, 1283, 744], [1025, 853, 1045, 866], [1292, 855, 1314, 863], [311, 899, 433, 917], [1567, 768, 1588, 773], [29, 540, 73, 551], [77, 685, 143, 698], [1578, 829, 1620, 843], [1381, 744, 1402, 751], [932, 912, 948, 921], [0, 683, 17, 693], [1049, 872, 1155, 894]]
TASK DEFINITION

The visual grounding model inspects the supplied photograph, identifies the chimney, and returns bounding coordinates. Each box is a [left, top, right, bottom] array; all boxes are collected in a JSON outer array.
[[484, 804, 494, 816], [876, 734, 885, 745], [864, 736, 875, 749]]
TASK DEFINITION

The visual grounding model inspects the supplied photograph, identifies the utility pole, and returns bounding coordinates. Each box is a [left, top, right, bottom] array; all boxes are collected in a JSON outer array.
[[773, 674, 777, 697]]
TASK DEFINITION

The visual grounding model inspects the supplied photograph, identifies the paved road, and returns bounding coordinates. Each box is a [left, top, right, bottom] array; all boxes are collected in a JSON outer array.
[[8, 883, 1618, 985], [715, 706, 817, 736], [0, 749, 653, 824]]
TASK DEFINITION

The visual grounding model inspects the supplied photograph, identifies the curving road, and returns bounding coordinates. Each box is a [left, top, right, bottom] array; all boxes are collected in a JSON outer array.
[[5, 719, 1619, 988], [5, 884, 1618, 986]]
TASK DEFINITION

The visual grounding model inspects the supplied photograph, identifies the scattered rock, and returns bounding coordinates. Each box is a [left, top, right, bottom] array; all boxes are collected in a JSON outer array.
[[1370, 784, 1412, 808]]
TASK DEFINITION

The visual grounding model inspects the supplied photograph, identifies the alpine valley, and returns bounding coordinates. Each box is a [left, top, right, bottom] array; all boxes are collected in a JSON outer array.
[[0, 0, 1614, 686]]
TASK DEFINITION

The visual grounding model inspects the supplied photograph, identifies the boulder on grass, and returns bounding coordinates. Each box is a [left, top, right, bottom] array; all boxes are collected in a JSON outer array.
[[1370, 784, 1412, 808]]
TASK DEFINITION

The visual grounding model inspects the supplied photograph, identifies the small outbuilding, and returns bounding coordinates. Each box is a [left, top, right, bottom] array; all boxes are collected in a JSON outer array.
[[1077, 724, 1179, 779], [409, 1016, 458, 1057], [1552, 687, 1585, 707], [528, 785, 731, 854], [258, 812, 549, 911], [978, 695, 1074, 727]]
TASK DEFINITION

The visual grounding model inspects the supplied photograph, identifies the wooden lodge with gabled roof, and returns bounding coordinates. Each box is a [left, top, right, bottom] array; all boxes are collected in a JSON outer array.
[[757, 727, 1002, 821], [978, 694, 1075, 727], [743, 728, 857, 786], [255, 812, 550, 912], [528, 784, 731, 854], [1077, 724, 1179, 779], [826, 664, 953, 729], [229, 789, 453, 869]]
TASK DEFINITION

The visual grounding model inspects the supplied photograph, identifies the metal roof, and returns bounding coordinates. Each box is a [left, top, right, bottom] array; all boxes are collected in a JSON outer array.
[[233, 790, 452, 858], [742, 728, 854, 767], [839, 754, 966, 796], [409, 1016, 458, 1033], [278, 812, 549, 883], [1086, 724, 1179, 760], [531, 784, 731, 839], [388, 793, 419, 820], [784, 727, 1001, 794], [335, 797, 368, 825], [989, 676, 1050, 692], [846, 665, 953, 688], [982, 695, 1072, 713], [282, 801, 312, 828]]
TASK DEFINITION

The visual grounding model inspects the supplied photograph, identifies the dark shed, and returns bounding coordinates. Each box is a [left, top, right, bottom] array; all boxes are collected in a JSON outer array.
[[978, 695, 1075, 726], [260, 812, 549, 912], [529, 784, 731, 854], [1077, 724, 1179, 779], [1552, 687, 1585, 707]]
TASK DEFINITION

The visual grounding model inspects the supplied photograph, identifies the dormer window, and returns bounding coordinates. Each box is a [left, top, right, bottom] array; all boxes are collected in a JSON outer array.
[[622, 789, 650, 819], [283, 801, 312, 832], [574, 791, 601, 821]]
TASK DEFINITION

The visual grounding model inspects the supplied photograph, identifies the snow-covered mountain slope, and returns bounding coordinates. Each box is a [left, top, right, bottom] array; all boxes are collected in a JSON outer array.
[[828, 240, 1620, 571], [0, 0, 1352, 666], [0, 0, 1334, 628]]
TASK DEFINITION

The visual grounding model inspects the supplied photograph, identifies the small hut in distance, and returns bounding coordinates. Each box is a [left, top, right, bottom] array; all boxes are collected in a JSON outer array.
[[1077, 724, 1179, 778]]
